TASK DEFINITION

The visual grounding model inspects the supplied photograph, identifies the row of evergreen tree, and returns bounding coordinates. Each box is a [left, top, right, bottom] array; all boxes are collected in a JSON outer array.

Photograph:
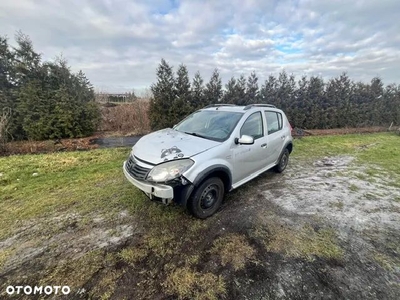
[[149, 59, 400, 130], [0, 32, 100, 141]]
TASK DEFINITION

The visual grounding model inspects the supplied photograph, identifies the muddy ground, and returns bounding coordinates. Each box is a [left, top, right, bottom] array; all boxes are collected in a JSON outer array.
[[1, 155, 399, 299]]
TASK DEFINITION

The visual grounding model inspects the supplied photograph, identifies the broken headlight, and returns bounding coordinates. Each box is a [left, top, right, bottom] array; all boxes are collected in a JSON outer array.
[[147, 159, 194, 182]]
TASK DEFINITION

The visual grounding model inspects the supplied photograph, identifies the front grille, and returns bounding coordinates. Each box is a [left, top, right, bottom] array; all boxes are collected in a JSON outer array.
[[126, 155, 151, 180]]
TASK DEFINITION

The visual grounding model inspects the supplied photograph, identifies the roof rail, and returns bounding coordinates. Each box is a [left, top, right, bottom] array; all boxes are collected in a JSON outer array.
[[204, 104, 236, 108], [243, 104, 276, 110]]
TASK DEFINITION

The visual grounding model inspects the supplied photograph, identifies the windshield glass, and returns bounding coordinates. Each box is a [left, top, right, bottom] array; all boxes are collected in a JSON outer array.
[[175, 110, 243, 141]]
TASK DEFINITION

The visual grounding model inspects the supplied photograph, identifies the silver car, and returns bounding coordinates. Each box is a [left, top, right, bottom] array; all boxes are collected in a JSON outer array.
[[123, 104, 293, 218]]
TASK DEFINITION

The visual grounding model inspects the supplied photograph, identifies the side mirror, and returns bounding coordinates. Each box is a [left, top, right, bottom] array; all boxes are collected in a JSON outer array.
[[236, 135, 254, 145]]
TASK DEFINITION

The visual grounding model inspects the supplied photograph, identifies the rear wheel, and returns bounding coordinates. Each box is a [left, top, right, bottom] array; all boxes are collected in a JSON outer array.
[[187, 177, 224, 219], [274, 148, 290, 173]]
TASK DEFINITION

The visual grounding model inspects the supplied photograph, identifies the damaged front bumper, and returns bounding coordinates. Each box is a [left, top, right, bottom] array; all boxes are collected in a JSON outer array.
[[123, 161, 173, 200], [123, 161, 193, 206]]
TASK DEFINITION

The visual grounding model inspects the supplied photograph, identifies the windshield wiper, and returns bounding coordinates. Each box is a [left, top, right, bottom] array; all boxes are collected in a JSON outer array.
[[183, 132, 209, 139]]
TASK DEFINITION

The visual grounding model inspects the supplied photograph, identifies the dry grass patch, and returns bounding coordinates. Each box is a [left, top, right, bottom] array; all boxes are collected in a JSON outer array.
[[163, 267, 226, 300], [89, 270, 124, 300], [0, 249, 13, 269], [373, 252, 397, 271], [119, 247, 148, 266], [254, 223, 343, 261], [143, 229, 181, 258], [211, 233, 256, 271], [41, 250, 104, 289]]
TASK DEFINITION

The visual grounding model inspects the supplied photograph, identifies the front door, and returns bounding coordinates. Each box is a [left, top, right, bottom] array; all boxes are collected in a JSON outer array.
[[232, 111, 268, 183]]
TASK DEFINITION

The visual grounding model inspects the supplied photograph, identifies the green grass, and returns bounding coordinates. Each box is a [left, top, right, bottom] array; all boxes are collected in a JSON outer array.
[[0, 147, 143, 240], [293, 132, 400, 176], [293, 133, 399, 163]]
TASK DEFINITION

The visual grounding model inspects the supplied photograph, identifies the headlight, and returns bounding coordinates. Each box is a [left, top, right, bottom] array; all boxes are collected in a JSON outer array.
[[147, 159, 194, 182]]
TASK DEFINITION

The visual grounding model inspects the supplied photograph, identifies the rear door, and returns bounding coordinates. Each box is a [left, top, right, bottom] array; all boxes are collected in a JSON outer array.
[[264, 111, 285, 166]]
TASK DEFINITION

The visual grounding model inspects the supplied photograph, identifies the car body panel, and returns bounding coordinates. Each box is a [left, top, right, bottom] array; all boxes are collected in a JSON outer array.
[[133, 128, 220, 164], [123, 161, 173, 199]]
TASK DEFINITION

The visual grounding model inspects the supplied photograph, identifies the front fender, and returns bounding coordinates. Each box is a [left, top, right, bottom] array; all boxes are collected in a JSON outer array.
[[191, 164, 232, 189]]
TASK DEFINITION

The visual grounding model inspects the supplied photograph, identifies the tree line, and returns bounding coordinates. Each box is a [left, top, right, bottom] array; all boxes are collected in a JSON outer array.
[[149, 59, 400, 130], [0, 32, 100, 141]]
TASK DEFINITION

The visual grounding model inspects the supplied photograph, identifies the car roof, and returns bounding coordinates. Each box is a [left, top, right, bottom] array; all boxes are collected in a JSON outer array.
[[202, 104, 282, 113]]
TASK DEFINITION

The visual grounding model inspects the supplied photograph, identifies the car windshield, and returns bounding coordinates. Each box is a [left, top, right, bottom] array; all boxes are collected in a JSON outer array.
[[175, 110, 243, 142]]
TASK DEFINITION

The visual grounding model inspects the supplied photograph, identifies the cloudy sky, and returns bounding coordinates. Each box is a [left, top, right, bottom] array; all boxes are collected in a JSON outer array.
[[1, 0, 399, 93]]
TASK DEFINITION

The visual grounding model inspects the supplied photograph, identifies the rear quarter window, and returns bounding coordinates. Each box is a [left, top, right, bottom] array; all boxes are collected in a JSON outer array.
[[265, 111, 283, 135]]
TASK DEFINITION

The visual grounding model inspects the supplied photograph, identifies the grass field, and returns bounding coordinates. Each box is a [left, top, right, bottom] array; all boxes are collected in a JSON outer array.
[[1, 132, 399, 299]]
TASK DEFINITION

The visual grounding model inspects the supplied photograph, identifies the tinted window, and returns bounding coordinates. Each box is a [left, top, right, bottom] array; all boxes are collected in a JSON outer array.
[[265, 111, 283, 134], [240, 112, 263, 139]]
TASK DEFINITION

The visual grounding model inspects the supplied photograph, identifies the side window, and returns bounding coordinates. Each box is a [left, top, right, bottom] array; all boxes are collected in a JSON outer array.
[[265, 111, 283, 135], [240, 112, 263, 139]]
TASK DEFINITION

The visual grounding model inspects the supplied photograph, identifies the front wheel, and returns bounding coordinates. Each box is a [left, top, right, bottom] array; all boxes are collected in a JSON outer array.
[[187, 177, 224, 219], [274, 148, 290, 173]]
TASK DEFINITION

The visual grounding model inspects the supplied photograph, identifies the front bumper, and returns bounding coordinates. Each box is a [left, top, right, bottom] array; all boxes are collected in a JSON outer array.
[[123, 161, 174, 200]]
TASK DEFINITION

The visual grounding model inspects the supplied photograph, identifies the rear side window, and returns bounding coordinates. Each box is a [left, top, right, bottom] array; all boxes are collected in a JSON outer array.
[[265, 111, 283, 135], [240, 112, 264, 139]]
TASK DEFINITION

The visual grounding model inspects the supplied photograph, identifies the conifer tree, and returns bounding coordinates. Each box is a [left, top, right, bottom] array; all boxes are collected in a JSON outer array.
[[191, 71, 205, 109], [149, 59, 176, 130], [171, 64, 192, 124], [204, 69, 222, 105], [245, 72, 259, 104]]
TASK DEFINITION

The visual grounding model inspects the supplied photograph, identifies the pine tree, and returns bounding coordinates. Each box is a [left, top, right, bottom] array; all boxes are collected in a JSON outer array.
[[369, 77, 385, 125], [222, 77, 237, 104], [260, 75, 278, 106], [234, 75, 247, 105], [17, 79, 48, 140], [191, 71, 205, 109], [306, 76, 325, 128], [245, 72, 259, 104], [149, 59, 176, 130], [204, 69, 222, 105], [0, 36, 14, 141], [291, 76, 308, 128], [382, 84, 398, 126], [171, 64, 192, 124]]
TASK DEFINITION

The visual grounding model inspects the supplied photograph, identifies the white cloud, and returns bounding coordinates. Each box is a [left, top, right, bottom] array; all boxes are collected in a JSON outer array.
[[0, 0, 399, 92]]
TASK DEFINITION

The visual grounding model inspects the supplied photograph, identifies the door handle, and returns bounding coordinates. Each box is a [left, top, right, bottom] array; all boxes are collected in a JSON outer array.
[[261, 143, 267, 148]]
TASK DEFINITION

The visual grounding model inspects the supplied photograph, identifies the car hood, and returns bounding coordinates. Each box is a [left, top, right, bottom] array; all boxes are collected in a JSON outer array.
[[132, 128, 220, 164]]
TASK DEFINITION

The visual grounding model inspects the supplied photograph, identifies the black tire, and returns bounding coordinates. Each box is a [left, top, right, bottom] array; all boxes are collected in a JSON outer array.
[[274, 148, 290, 173], [187, 177, 224, 219]]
